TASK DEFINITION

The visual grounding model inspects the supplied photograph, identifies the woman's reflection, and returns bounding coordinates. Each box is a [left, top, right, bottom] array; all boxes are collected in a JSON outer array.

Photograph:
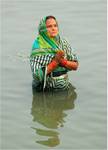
[[31, 84, 77, 147]]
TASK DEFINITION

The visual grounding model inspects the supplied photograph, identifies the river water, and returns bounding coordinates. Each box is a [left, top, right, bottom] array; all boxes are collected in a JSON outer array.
[[1, 0, 107, 149]]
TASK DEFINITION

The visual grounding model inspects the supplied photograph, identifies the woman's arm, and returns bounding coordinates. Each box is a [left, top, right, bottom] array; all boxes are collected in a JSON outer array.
[[61, 39, 79, 70], [60, 59, 78, 70], [47, 50, 79, 74]]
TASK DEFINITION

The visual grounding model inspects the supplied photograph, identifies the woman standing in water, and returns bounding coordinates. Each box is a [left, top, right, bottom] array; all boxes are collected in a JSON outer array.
[[30, 16, 79, 91]]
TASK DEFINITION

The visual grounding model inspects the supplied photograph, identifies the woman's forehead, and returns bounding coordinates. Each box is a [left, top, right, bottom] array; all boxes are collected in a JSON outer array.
[[46, 18, 57, 23], [46, 18, 57, 26]]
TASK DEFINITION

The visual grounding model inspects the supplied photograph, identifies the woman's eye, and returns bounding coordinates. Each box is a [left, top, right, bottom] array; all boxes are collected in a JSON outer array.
[[47, 25, 52, 28], [54, 24, 57, 27], [47, 24, 57, 28]]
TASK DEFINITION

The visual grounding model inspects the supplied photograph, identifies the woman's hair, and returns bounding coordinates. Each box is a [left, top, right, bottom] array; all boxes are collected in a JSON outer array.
[[45, 15, 57, 22]]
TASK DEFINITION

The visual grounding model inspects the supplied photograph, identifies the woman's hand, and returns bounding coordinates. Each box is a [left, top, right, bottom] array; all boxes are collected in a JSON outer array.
[[47, 50, 65, 74], [54, 50, 65, 63]]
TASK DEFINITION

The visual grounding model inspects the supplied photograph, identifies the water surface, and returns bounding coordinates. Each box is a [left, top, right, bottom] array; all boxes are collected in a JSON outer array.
[[1, 0, 107, 149]]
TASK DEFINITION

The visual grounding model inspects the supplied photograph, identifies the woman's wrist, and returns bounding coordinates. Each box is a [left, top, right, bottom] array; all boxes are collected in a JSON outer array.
[[60, 59, 78, 70], [47, 59, 59, 74], [60, 59, 67, 66]]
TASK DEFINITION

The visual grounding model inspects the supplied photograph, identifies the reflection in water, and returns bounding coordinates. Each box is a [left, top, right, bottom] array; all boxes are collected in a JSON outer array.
[[31, 84, 77, 147]]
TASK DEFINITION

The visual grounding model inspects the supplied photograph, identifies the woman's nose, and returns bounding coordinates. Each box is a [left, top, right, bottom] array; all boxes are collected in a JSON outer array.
[[52, 26, 55, 30]]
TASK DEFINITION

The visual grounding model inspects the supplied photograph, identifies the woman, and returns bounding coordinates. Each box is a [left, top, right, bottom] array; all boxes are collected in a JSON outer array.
[[30, 16, 78, 91]]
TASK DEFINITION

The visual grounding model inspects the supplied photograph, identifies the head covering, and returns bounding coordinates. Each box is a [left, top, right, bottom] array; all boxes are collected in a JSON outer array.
[[36, 16, 60, 49], [38, 16, 47, 34]]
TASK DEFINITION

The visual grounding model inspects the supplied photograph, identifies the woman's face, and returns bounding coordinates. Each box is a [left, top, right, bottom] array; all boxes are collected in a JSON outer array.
[[46, 18, 59, 38]]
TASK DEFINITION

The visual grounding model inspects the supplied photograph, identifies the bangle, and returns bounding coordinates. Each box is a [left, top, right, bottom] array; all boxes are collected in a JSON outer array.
[[51, 60, 58, 68], [60, 59, 67, 66]]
